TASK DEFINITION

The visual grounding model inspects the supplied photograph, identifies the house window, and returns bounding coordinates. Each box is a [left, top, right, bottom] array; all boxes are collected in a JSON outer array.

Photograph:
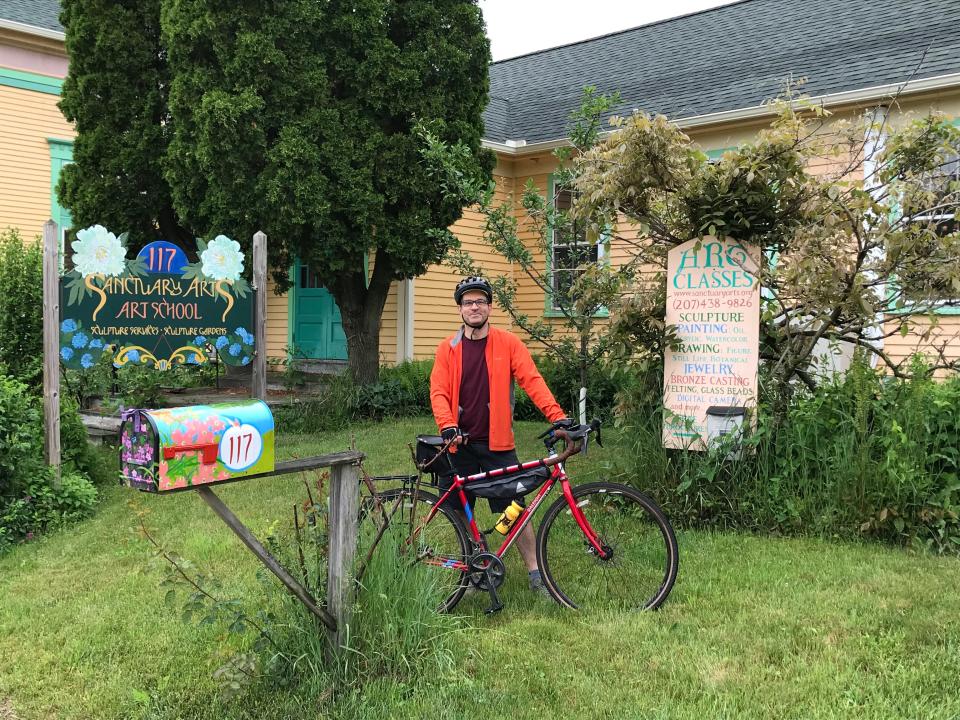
[[551, 185, 604, 310], [894, 131, 960, 312], [909, 147, 959, 237]]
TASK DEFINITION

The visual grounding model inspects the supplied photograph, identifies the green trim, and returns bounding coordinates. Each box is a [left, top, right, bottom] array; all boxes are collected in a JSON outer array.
[[287, 264, 296, 354], [46, 139, 73, 260], [0, 67, 63, 95], [47, 138, 73, 160], [704, 145, 735, 161]]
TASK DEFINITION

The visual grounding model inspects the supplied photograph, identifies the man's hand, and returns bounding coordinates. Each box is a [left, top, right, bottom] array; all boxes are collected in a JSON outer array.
[[553, 417, 576, 429], [441, 426, 465, 446]]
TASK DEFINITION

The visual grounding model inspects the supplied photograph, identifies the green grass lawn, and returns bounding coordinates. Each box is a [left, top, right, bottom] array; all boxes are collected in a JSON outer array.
[[2, 418, 959, 719]]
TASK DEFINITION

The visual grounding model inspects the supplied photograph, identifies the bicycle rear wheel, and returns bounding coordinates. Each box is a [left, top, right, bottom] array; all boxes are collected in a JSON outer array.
[[360, 487, 471, 613], [536, 482, 678, 611]]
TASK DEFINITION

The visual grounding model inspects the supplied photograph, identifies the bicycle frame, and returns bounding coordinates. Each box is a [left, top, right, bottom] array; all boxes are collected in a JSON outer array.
[[413, 449, 610, 569]]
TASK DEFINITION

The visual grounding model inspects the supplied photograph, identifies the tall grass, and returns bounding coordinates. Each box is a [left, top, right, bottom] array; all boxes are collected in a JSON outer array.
[[153, 483, 469, 712], [615, 359, 960, 552]]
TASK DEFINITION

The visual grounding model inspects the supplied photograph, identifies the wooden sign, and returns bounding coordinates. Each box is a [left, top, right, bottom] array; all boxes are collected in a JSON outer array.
[[58, 226, 254, 370], [663, 237, 761, 450]]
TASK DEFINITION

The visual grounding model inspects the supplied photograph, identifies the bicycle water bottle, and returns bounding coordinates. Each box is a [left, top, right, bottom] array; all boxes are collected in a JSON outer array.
[[494, 501, 524, 535]]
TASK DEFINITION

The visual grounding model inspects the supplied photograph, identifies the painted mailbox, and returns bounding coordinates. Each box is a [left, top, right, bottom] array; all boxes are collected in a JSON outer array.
[[120, 400, 275, 492]]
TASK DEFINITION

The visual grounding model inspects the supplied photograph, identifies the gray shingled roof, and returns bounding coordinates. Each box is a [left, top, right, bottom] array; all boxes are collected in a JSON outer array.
[[7, 0, 960, 145], [485, 0, 960, 144], [1, 0, 61, 32]]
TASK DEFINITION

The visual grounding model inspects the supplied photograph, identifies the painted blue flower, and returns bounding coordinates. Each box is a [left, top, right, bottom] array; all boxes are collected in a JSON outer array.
[[90, 338, 104, 349], [228, 343, 241, 357], [215, 336, 230, 350], [235, 327, 253, 344], [61, 319, 77, 333], [80, 353, 94, 369], [241, 356, 250, 365], [128, 349, 141, 363], [194, 335, 207, 346], [187, 353, 199, 364], [60, 347, 74, 361], [71, 332, 88, 349]]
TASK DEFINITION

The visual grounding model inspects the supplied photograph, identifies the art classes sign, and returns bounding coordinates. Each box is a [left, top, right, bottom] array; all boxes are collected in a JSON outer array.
[[58, 226, 254, 371], [663, 236, 760, 449]]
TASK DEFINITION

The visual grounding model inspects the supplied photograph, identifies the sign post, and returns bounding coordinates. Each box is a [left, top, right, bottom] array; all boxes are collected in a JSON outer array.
[[42, 220, 61, 483], [663, 236, 761, 450], [252, 231, 267, 401]]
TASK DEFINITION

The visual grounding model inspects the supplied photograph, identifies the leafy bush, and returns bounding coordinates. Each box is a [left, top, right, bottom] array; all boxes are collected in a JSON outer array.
[[61, 399, 116, 486], [274, 360, 436, 433], [116, 362, 165, 408], [0, 374, 104, 550], [514, 354, 621, 422], [0, 229, 43, 387], [0, 374, 47, 500], [0, 471, 98, 551], [615, 357, 960, 553]]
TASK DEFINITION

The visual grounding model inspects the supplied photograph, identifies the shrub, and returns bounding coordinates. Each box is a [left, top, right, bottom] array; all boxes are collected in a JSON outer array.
[[273, 360, 436, 433], [0, 374, 47, 500], [0, 471, 98, 551], [614, 357, 960, 553], [116, 362, 165, 408], [0, 229, 43, 388], [514, 354, 622, 422]]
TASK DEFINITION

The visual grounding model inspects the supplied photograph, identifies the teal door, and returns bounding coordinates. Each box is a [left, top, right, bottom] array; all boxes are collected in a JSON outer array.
[[293, 260, 348, 360]]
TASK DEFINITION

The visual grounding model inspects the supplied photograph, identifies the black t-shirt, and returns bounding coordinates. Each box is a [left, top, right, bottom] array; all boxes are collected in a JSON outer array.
[[458, 335, 490, 441]]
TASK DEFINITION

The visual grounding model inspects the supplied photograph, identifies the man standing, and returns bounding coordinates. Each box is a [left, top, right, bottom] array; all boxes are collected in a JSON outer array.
[[430, 276, 569, 597]]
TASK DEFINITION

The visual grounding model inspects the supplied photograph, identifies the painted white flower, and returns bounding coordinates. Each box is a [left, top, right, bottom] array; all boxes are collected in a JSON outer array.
[[71, 225, 126, 278], [200, 235, 244, 281]]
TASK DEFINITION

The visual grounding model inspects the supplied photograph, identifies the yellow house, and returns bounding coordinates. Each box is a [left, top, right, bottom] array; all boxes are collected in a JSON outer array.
[[2, 0, 959, 371]]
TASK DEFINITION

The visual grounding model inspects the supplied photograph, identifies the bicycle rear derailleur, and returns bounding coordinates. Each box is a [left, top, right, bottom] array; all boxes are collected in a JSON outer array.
[[467, 552, 506, 614]]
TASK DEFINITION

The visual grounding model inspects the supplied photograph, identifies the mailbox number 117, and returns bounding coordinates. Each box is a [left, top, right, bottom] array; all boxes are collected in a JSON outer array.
[[219, 424, 264, 472]]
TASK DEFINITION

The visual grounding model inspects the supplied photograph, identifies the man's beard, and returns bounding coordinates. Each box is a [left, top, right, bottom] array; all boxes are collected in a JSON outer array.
[[463, 316, 487, 329]]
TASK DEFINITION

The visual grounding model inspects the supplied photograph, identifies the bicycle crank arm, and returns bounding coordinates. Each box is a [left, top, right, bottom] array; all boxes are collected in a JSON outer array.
[[484, 575, 504, 614]]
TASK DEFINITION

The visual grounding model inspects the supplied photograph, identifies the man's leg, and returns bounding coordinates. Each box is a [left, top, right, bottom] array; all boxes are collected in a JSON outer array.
[[513, 521, 538, 571]]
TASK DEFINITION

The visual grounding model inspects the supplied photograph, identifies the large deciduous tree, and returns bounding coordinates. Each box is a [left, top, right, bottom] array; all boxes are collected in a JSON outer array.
[[162, 0, 494, 382], [58, 0, 193, 250]]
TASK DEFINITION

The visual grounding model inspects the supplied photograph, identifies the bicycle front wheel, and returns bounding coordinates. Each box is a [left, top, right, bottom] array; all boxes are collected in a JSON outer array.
[[361, 487, 471, 613], [536, 482, 678, 611]]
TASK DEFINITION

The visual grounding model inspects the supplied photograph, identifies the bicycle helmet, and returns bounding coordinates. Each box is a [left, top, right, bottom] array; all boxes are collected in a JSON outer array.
[[453, 276, 493, 305]]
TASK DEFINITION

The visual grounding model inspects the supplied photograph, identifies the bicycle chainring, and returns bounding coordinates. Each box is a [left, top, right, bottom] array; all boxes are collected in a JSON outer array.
[[467, 552, 506, 590]]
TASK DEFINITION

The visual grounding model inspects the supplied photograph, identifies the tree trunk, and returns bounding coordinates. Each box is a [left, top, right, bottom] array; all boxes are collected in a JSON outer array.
[[331, 248, 394, 385]]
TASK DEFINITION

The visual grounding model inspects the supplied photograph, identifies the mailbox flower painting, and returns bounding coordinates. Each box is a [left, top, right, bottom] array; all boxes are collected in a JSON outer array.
[[71, 224, 127, 278], [118, 401, 276, 493], [200, 235, 245, 282]]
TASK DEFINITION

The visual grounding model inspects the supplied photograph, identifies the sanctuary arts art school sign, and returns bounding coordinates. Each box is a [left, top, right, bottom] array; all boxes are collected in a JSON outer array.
[[58, 227, 255, 371], [663, 237, 761, 450]]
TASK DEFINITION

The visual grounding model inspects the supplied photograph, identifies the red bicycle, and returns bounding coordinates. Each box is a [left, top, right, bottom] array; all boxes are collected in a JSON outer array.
[[364, 420, 679, 614]]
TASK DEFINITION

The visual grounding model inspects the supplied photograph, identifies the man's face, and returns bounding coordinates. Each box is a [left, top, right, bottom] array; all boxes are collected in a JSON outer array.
[[459, 289, 491, 328]]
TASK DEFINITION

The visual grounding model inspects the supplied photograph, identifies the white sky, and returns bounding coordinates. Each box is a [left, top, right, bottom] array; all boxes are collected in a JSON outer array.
[[478, 0, 742, 61]]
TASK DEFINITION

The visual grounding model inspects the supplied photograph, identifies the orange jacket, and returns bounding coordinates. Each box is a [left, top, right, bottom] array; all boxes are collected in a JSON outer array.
[[430, 326, 566, 451]]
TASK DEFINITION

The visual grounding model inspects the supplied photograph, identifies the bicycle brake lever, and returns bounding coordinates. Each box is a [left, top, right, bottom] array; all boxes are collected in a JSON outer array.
[[591, 418, 603, 447]]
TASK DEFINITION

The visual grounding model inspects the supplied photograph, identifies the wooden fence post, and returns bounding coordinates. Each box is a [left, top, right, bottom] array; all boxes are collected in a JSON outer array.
[[252, 231, 267, 401], [42, 220, 61, 485], [327, 461, 360, 649]]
